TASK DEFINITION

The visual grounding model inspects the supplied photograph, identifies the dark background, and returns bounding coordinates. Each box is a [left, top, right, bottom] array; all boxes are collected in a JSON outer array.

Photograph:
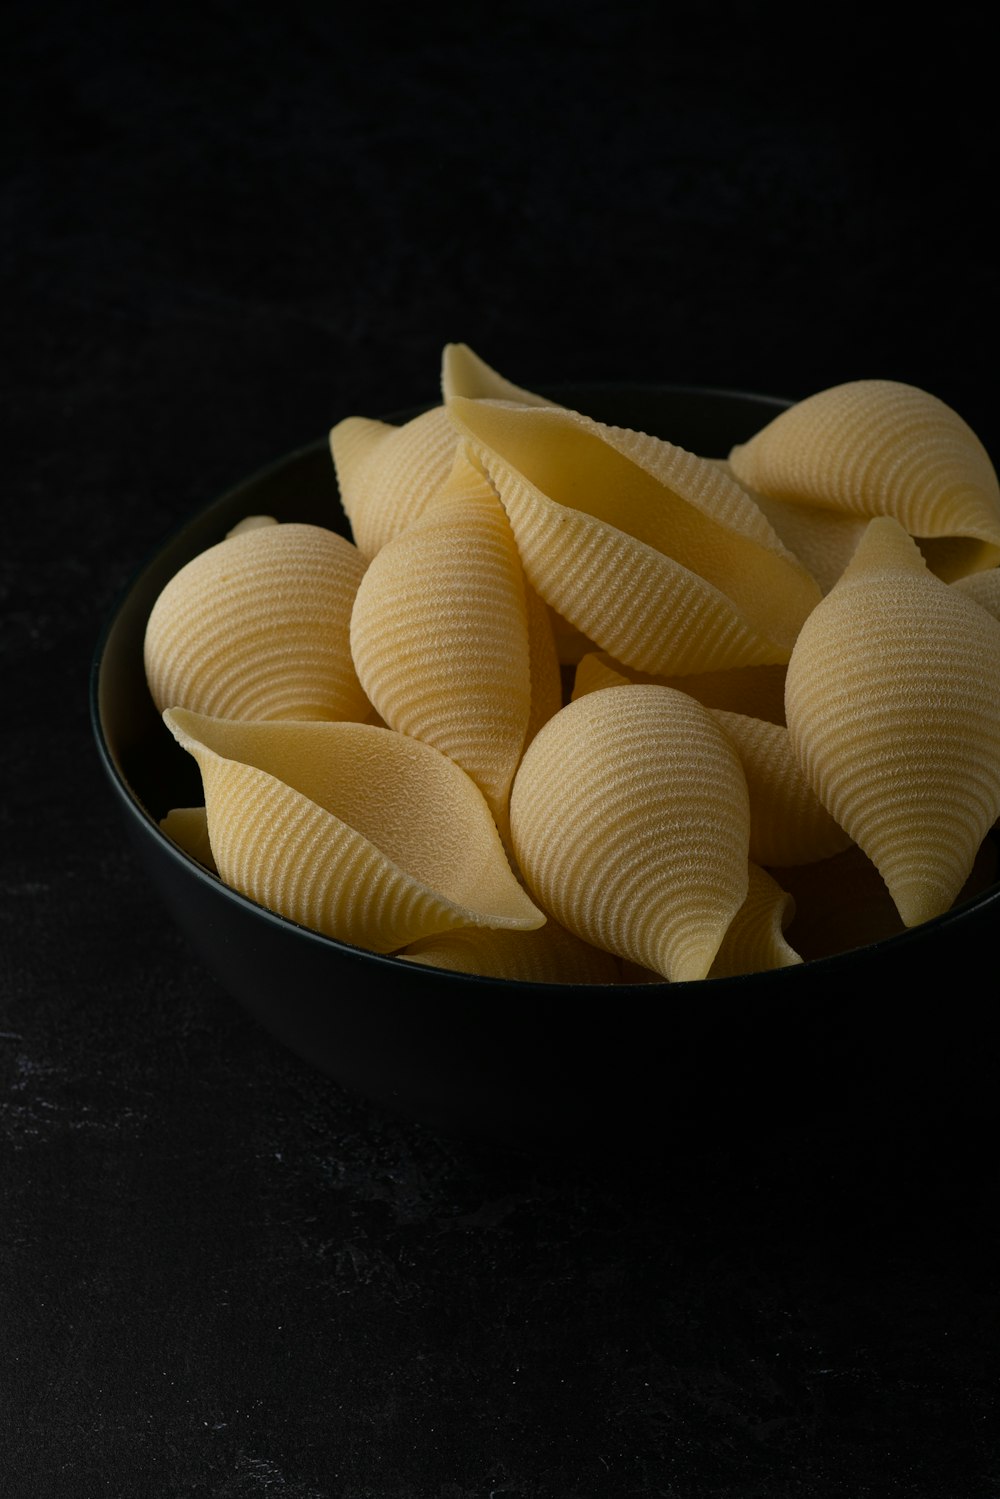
[[4, 3, 999, 1495]]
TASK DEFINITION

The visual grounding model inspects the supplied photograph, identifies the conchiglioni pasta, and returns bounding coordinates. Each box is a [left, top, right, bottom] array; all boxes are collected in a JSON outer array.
[[165, 708, 544, 953], [143, 346, 1000, 982], [144, 522, 371, 724]]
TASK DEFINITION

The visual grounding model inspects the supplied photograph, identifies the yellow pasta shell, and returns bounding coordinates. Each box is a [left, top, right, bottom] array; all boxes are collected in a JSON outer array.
[[400, 921, 621, 984], [785, 517, 1000, 926], [164, 710, 544, 952], [160, 806, 216, 873], [329, 404, 460, 560], [708, 864, 802, 978], [710, 710, 852, 866], [144, 522, 371, 723], [953, 566, 1000, 622], [447, 397, 822, 676], [728, 380, 1000, 567], [509, 684, 751, 982], [349, 454, 532, 831], [441, 343, 555, 407]]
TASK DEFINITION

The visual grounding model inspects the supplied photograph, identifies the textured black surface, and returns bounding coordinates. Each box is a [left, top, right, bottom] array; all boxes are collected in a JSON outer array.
[[5, 3, 999, 1494]]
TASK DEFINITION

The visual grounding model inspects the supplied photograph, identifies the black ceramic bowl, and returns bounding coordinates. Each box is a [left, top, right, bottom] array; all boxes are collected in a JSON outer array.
[[91, 385, 1000, 1150]]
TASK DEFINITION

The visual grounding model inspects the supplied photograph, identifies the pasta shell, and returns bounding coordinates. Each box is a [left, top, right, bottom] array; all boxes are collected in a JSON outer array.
[[400, 920, 621, 984], [349, 449, 532, 832], [781, 837, 999, 961], [441, 342, 556, 407], [572, 651, 788, 725], [728, 380, 1000, 569], [329, 404, 460, 560], [164, 709, 544, 952], [144, 522, 371, 724], [785, 517, 1000, 926], [160, 806, 216, 873], [708, 864, 802, 978], [953, 566, 1000, 622], [509, 684, 751, 982], [710, 710, 852, 866], [447, 396, 822, 676]]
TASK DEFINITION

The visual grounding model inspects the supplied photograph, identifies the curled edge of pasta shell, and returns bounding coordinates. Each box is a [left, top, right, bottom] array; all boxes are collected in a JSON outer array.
[[509, 684, 751, 982], [441, 343, 556, 407], [163, 709, 544, 953], [785, 516, 1000, 927], [329, 404, 460, 560], [708, 864, 802, 978]]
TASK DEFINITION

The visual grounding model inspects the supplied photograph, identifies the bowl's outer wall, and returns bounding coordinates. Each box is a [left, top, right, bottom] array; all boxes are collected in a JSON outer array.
[[93, 386, 1000, 1147]]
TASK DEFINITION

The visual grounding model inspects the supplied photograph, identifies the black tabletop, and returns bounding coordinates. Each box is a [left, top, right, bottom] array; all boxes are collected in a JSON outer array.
[[5, 4, 999, 1495]]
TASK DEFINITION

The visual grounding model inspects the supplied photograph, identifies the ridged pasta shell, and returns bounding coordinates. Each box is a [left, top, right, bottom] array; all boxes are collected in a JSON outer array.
[[447, 396, 822, 676], [400, 920, 621, 984], [329, 404, 460, 560], [953, 566, 1000, 622], [144, 522, 371, 723], [785, 517, 1000, 926], [523, 582, 564, 748], [441, 343, 556, 407], [572, 651, 788, 725], [708, 864, 802, 977], [509, 684, 751, 982], [728, 380, 1000, 569], [164, 709, 544, 952], [710, 710, 852, 867], [349, 449, 532, 832], [775, 837, 999, 962]]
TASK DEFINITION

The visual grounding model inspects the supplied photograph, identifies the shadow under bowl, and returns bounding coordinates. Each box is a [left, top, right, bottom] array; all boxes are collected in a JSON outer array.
[[91, 384, 1000, 1151]]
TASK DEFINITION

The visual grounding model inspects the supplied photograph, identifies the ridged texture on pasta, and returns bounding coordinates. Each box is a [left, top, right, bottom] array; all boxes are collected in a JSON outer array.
[[447, 397, 821, 676], [144, 523, 371, 723], [441, 343, 555, 407], [165, 710, 544, 951], [953, 566, 1000, 621], [329, 405, 459, 559], [572, 651, 788, 725], [349, 453, 532, 832], [785, 517, 1000, 926], [728, 380, 1000, 567], [775, 839, 999, 962], [708, 864, 801, 977], [401, 921, 621, 984], [710, 710, 852, 866], [509, 685, 751, 982], [523, 583, 564, 749]]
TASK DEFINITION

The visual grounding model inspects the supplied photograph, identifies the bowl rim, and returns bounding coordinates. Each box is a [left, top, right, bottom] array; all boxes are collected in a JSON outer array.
[[90, 381, 1000, 990]]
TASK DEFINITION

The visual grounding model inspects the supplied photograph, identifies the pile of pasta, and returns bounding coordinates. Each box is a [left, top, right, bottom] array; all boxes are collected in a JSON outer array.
[[144, 344, 1000, 984]]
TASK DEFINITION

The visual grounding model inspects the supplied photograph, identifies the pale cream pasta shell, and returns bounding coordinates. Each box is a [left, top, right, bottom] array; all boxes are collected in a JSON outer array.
[[509, 684, 751, 982], [441, 342, 556, 407], [349, 452, 532, 831], [728, 380, 1000, 569], [785, 516, 1000, 927], [447, 396, 822, 676], [400, 921, 621, 984], [164, 709, 545, 952], [707, 863, 802, 978], [329, 404, 460, 560], [144, 522, 371, 724], [710, 710, 852, 867], [159, 806, 217, 873], [953, 566, 1000, 622]]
